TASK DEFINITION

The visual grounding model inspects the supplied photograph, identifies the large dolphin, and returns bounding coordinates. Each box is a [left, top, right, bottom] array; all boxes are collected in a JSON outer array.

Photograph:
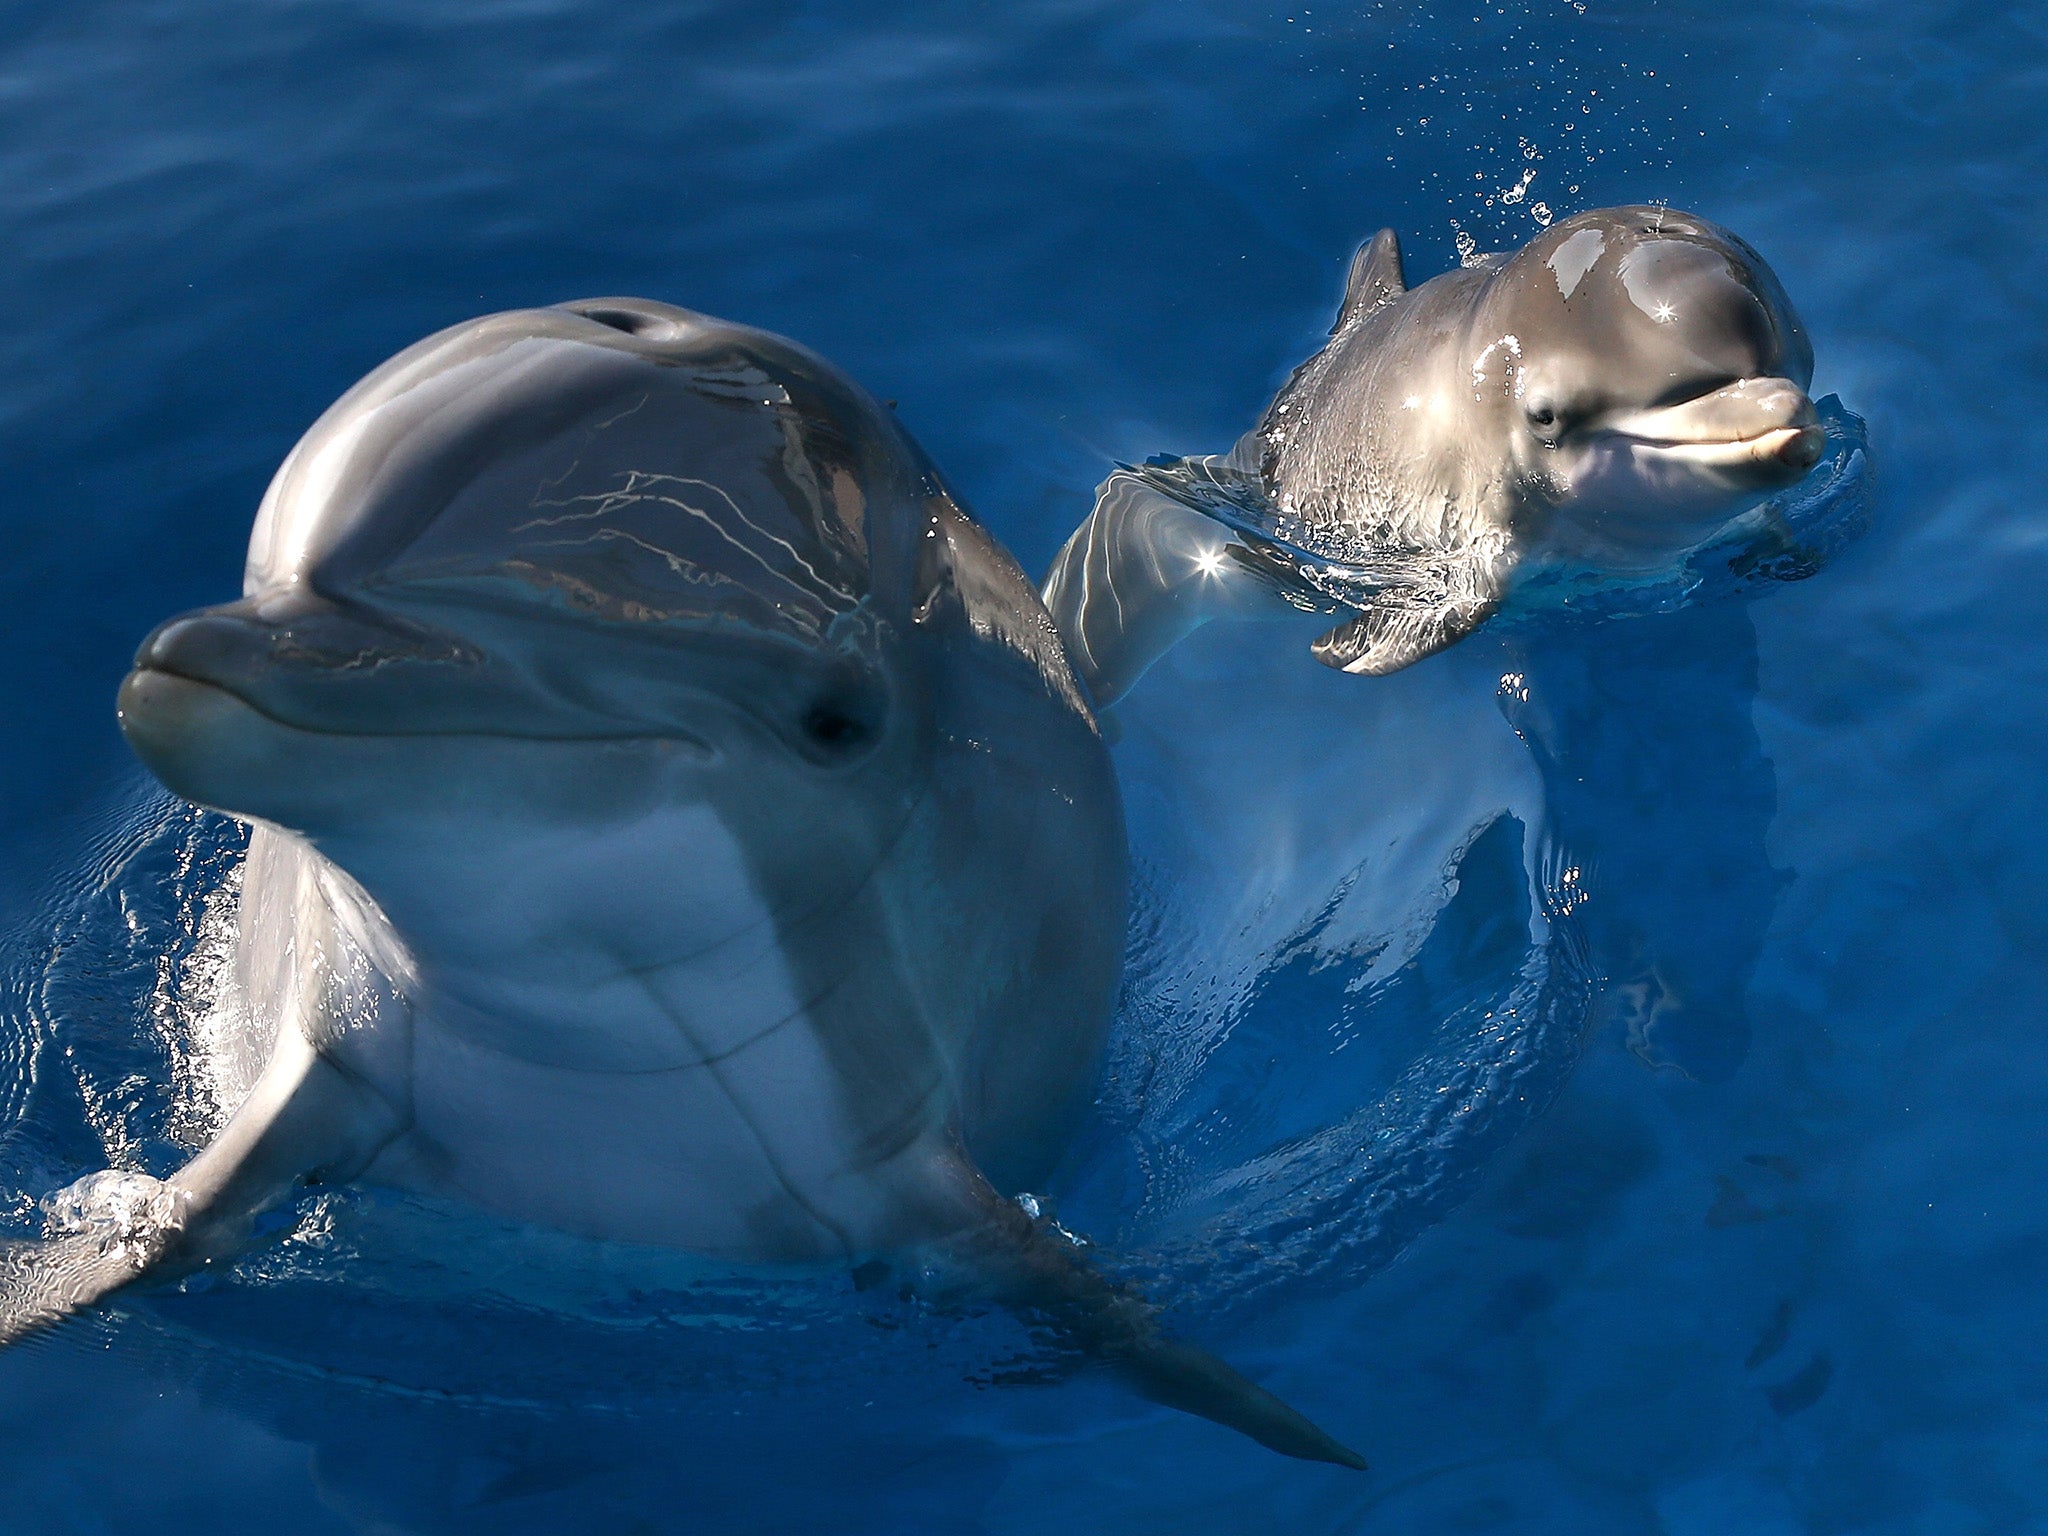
[[1044, 206, 1826, 703], [0, 299, 1360, 1467]]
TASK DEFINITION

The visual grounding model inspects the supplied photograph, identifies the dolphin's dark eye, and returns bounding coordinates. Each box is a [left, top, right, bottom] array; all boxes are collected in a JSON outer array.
[[1525, 400, 1564, 441], [803, 704, 868, 749], [791, 666, 887, 764]]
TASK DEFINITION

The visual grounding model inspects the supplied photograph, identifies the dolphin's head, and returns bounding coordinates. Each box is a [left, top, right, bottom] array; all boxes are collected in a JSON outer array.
[[119, 300, 947, 979], [1479, 206, 1819, 564]]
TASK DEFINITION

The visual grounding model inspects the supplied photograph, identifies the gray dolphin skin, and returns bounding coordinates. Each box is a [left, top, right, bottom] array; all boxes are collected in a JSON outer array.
[[1044, 206, 1824, 704], [0, 300, 1361, 1468]]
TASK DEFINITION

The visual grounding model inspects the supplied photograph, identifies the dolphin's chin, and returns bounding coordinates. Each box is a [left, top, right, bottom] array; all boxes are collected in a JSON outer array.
[[117, 667, 305, 819]]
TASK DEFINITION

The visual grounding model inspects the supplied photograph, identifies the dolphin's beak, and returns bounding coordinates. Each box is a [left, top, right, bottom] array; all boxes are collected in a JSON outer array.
[[1606, 377, 1824, 480], [122, 591, 487, 733], [133, 593, 471, 688], [121, 589, 585, 753], [120, 582, 854, 761], [117, 592, 501, 801]]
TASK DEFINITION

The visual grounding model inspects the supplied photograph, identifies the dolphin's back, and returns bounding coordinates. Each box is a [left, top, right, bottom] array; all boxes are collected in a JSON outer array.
[[1255, 265, 1489, 548]]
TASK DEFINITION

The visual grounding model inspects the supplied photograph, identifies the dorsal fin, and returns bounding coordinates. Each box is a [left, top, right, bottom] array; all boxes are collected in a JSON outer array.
[[1333, 228, 1406, 333]]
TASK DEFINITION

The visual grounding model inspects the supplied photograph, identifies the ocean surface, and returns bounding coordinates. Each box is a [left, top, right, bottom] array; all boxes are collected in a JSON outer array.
[[0, 2, 2042, 1532]]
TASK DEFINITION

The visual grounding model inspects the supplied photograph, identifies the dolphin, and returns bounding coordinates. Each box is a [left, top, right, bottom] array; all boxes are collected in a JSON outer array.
[[0, 299, 1361, 1468], [1043, 206, 1826, 704]]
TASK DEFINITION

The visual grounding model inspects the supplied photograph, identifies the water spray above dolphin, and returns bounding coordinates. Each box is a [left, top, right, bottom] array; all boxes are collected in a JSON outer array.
[[0, 299, 1362, 1468], [1044, 206, 1867, 704]]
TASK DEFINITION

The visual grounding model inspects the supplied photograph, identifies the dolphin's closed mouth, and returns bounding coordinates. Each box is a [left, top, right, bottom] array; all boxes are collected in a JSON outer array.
[[121, 664, 718, 754], [1624, 425, 1828, 473], [1605, 377, 1824, 475]]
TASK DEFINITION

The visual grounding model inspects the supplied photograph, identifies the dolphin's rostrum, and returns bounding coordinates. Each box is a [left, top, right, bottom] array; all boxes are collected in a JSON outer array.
[[1044, 206, 1831, 704], [0, 300, 1361, 1468]]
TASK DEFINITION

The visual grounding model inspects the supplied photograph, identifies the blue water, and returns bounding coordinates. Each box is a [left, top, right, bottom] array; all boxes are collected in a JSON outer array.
[[0, 2, 2041, 1531]]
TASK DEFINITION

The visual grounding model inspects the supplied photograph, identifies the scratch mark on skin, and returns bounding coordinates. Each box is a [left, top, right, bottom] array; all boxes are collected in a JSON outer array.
[[620, 964, 859, 1256], [594, 969, 853, 1075], [518, 472, 859, 611], [531, 393, 652, 501], [589, 394, 652, 435]]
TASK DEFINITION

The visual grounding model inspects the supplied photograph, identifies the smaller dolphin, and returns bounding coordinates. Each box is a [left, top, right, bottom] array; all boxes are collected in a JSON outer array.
[[0, 299, 1360, 1468], [1044, 206, 1826, 704]]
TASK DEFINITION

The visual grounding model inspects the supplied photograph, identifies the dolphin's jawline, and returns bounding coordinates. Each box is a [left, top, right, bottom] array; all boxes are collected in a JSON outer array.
[[1607, 426, 1827, 471], [123, 665, 721, 753]]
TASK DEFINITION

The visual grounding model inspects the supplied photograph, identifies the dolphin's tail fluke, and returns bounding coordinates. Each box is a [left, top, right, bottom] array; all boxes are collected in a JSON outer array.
[[944, 1176, 1366, 1470]]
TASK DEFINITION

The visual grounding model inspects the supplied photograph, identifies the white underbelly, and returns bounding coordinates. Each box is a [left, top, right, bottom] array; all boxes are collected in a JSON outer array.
[[369, 1003, 948, 1263], [305, 796, 962, 1261]]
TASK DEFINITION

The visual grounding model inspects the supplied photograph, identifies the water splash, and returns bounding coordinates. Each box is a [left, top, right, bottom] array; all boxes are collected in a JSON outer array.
[[41, 1168, 187, 1256]]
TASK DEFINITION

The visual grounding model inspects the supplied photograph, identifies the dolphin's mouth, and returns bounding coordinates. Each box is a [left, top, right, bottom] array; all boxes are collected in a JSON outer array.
[[1604, 376, 1824, 477], [1619, 425, 1827, 474], [121, 586, 882, 763], [121, 662, 720, 755]]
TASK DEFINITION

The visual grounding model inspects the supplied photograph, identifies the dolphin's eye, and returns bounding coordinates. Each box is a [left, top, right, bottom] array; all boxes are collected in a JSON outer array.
[[794, 682, 888, 764], [803, 704, 869, 749], [789, 662, 887, 765], [1524, 399, 1565, 442]]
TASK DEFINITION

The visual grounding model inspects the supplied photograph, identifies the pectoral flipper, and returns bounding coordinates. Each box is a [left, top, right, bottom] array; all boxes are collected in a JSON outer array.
[[0, 1025, 402, 1345], [936, 1161, 1366, 1469]]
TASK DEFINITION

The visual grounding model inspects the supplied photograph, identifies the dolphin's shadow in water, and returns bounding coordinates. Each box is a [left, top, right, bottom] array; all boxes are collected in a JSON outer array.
[[1502, 600, 1783, 1086], [13, 1310, 1017, 1536]]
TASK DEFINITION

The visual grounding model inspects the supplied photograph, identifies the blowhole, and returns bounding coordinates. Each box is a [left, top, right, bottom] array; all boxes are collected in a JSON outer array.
[[570, 304, 675, 339]]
